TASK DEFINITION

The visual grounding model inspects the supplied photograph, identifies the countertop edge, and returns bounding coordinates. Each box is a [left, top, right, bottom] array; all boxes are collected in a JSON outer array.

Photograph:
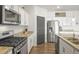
[[57, 34, 79, 51], [0, 46, 13, 54]]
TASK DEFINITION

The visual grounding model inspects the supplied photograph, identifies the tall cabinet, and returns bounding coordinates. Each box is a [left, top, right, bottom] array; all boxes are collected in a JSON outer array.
[[37, 16, 45, 44], [18, 7, 29, 26]]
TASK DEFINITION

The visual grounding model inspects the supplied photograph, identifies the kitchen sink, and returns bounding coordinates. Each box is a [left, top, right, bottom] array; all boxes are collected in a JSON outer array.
[[72, 41, 79, 45], [64, 37, 79, 45]]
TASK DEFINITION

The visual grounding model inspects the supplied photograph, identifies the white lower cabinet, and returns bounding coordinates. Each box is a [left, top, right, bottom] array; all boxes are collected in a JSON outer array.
[[59, 39, 74, 54], [59, 38, 79, 54], [27, 34, 34, 53], [73, 49, 79, 54], [28, 37, 31, 53]]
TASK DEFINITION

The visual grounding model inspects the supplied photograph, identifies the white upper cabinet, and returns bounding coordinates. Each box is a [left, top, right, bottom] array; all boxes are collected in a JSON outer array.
[[4, 5, 19, 13], [18, 7, 29, 26], [19, 8, 25, 25], [4, 5, 12, 10], [4, 5, 29, 26], [13, 6, 19, 13], [24, 11, 29, 26]]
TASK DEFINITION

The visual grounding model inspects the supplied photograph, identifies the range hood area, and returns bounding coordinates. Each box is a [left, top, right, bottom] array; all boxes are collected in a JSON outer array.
[[0, 5, 21, 25]]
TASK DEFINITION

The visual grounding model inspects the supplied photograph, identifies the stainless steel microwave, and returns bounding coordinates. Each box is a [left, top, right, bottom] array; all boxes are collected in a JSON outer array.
[[0, 5, 21, 25]]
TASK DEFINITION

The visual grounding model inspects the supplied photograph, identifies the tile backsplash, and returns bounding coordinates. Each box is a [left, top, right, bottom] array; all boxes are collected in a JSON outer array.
[[0, 25, 28, 34]]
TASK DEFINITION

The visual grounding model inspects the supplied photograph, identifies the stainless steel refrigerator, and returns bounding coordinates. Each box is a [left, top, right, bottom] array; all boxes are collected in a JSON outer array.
[[47, 20, 59, 43]]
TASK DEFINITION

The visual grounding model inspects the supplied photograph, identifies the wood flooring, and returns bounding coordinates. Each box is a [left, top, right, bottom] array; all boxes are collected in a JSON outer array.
[[30, 43, 56, 54]]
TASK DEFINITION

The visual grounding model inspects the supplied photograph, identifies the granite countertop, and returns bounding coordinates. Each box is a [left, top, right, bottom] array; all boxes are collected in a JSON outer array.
[[0, 31, 33, 54], [58, 34, 79, 51], [0, 46, 13, 54], [14, 31, 33, 37]]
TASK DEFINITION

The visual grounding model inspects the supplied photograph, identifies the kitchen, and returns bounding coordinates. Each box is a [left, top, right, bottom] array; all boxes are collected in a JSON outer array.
[[0, 5, 79, 54]]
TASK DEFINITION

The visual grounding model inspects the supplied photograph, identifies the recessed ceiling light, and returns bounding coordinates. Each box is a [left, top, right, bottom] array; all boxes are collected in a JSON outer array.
[[57, 6, 60, 9], [72, 18, 75, 22]]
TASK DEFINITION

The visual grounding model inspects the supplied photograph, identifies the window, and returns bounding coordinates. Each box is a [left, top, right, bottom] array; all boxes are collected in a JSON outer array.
[[55, 12, 66, 17]]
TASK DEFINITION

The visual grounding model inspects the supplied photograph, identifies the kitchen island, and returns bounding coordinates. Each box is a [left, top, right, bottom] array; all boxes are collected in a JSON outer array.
[[58, 33, 79, 54]]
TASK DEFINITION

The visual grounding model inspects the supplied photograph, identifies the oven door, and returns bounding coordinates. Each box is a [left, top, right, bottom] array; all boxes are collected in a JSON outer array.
[[14, 39, 28, 54], [20, 42, 28, 54], [15, 43, 28, 54]]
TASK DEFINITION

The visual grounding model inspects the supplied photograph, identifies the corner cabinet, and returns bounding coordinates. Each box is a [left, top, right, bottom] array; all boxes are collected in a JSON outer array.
[[59, 38, 74, 54]]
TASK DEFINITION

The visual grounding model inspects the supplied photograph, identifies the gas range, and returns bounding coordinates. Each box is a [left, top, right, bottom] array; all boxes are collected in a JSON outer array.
[[0, 36, 27, 54], [0, 37, 26, 47]]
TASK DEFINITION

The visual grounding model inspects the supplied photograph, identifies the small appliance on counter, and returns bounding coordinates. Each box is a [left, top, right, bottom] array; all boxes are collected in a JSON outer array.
[[23, 28, 28, 34]]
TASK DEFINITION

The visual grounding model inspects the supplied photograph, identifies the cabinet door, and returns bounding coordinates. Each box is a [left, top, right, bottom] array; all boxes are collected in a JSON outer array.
[[59, 39, 74, 54], [27, 38, 30, 53], [24, 11, 29, 25], [13, 6, 19, 13], [5, 5, 13, 10], [21, 42, 28, 54], [31, 34, 34, 46], [19, 7, 28, 25], [19, 8, 25, 25], [31, 33, 36, 46], [27, 37, 32, 53], [5, 5, 19, 13], [64, 43, 73, 54], [74, 49, 79, 54], [27, 34, 34, 53], [59, 39, 65, 54]]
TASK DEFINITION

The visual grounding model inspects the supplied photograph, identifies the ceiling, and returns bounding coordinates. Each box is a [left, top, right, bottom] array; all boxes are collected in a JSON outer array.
[[22, 5, 79, 11], [37, 5, 79, 11]]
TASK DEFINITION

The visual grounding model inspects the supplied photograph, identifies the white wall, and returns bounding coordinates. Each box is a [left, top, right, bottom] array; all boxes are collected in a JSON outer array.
[[0, 25, 27, 34], [25, 6, 54, 45], [24, 6, 79, 46], [52, 11, 79, 31], [24, 6, 37, 46], [34, 6, 54, 43], [34, 6, 48, 43]]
